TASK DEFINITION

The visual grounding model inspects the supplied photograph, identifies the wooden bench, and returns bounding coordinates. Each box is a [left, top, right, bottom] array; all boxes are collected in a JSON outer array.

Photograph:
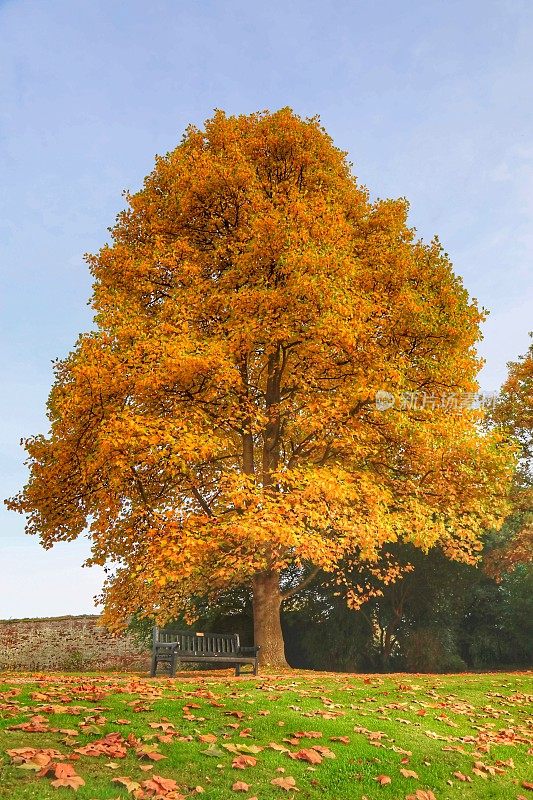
[[150, 628, 260, 677]]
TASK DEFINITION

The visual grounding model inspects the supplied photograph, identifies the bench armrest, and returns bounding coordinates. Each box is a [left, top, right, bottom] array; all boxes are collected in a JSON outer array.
[[239, 646, 260, 656]]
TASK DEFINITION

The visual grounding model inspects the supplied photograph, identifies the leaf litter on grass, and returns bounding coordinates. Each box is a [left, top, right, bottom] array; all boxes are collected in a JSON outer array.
[[0, 670, 532, 799]]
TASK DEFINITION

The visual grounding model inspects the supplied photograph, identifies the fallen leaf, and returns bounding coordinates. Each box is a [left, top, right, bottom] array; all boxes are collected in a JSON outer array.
[[271, 776, 298, 791], [51, 775, 85, 790], [135, 745, 166, 762], [142, 775, 180, 797], [293, 748, 322, 764], [400, 768, 419, 779], [149, 721, 175, 732], [310, 745, 335, 759], [48, 764, 85, 791], [202, 745, 225, 757], [232, 755, 257, 769], [113, 777, 141, 794]]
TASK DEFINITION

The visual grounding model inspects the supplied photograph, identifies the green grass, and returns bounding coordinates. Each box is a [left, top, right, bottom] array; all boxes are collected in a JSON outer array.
[[0, 670, 532, 799]]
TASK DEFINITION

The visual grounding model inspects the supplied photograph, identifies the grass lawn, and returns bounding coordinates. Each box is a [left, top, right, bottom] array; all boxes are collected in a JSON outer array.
[[0, 670, 531, 799]]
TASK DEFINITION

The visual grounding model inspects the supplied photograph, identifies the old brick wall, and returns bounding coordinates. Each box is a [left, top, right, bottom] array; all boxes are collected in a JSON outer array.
[[0, 615, 149, 671]]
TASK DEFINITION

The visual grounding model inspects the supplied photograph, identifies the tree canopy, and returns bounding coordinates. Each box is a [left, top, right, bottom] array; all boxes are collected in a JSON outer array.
[[7, 108, 515, 664]]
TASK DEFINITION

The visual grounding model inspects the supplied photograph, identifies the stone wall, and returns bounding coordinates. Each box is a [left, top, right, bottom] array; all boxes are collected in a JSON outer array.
[[0, 615, 149, 671]]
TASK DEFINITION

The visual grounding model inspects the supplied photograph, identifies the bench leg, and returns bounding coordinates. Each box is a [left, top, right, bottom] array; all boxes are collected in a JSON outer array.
[[170, 656, 179, 678], [150, 653, 157, 677], [253, 659, 258, 676], [235, 664, 241, 677]]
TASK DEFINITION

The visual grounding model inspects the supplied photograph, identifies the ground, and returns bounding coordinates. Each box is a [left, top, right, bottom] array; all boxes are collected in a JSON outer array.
[[0, 671, 531, 800]]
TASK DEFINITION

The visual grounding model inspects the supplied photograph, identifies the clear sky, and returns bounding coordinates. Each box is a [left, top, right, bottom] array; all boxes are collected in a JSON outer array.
[[1, 0, 532, 618]]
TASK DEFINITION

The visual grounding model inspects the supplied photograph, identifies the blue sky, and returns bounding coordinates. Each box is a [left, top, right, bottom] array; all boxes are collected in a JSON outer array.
[[1, 0, 532, 618]]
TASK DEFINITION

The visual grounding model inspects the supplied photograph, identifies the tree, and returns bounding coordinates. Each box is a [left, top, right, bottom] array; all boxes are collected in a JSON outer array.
[[7, 109, 514, 666], [485, 337, 533, 580], [492, 336, 532, 492]]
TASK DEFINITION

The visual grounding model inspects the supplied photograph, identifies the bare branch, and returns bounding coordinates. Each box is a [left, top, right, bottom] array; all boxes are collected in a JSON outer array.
[[281, 566, 321, 600], [191, 486, 215, 517]]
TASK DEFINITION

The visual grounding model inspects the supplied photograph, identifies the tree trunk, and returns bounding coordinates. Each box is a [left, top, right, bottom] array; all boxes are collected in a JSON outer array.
[[252, 570, 288, 668], [381, 626, 395, 671]]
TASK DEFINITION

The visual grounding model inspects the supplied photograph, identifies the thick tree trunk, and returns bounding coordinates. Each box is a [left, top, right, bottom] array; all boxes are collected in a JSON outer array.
[[252, 570, 288, 668]]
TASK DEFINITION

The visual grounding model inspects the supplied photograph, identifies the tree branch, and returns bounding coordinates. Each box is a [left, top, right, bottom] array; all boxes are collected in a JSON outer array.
[[281, 566, 321, 600], [191, 486, 215, 517], [130, 467, 151, 511]]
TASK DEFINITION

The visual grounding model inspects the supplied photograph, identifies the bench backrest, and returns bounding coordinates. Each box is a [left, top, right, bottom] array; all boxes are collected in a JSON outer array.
[[154, 628, 240, 654]]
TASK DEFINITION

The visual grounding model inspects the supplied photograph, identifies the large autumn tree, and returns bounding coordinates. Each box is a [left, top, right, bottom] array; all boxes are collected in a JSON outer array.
[[8, 109, 514, 665]]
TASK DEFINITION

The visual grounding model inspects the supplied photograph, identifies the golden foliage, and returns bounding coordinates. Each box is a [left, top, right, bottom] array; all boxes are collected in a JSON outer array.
[[7, 109, 515, 628]]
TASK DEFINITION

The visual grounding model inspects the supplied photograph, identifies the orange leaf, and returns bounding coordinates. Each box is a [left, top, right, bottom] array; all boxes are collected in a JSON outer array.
[[271, 776, 298, 791], [453, 772, 472, 783], [232, 781, 250, 791], [293, 748, 322, 765], [232, 755, 257, 769], [49, 763, 85, 791], [51, 776, 85, 790], [400, 768, 418, 779]]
